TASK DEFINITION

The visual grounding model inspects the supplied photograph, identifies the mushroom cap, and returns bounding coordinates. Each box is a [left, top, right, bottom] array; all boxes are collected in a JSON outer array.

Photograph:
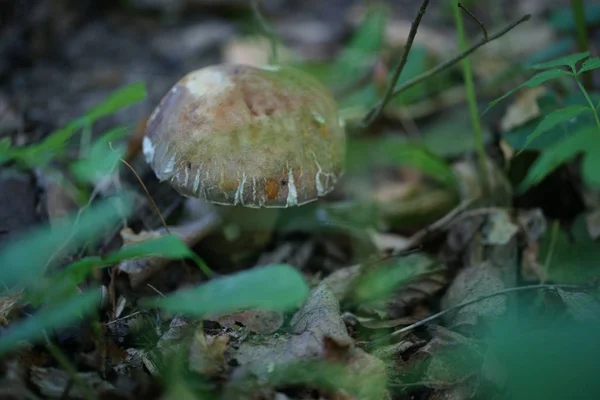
[[143, 64, 345, 208]]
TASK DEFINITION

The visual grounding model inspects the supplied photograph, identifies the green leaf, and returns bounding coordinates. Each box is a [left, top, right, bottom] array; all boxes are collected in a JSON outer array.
[[105, 235, 194, 263], [0, 290, 100, 356], [312, 4, 387, 89], [518, 125, 595, 193], [540, 219, 600, 283], [57, 234, 199, 288], [531, 52, 589, 72], [153, 264, 309, 316], [578, 57, 600, 74], [0, 193, 134, 292], [521, 105, 591, 152], [85, 82, 147, 122], [484, 69, 572, 113], [351, 253, 438, 303], [71, 127, 129, 183], [0, 138, 12, 164], [6, 83, 146, 168]]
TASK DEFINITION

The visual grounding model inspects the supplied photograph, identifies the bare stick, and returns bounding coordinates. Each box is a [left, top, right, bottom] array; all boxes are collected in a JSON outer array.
[[458, 2, 488, 40], [360, 0, 430, 130], [359, 13, 531, 131]]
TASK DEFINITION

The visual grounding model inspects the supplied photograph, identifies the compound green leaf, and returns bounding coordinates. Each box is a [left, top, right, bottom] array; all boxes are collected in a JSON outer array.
[[521, 105, 591, 152], [579, 57, 600, 74], [531, 52, 589, 72], [484, 69, 572, 113]]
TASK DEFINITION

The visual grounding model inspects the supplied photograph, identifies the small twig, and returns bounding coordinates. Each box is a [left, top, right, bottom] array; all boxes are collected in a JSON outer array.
[[458, 2, 488, 40], [251, 0, 278, 64], [119, 158, 170, 235], [360, 0, 430, 131], [358, 13, 531, 131], [382, 283, 586, 340]]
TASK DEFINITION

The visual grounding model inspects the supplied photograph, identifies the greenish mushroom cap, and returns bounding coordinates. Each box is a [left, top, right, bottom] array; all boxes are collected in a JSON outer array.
[[143, 64, 345, 208]]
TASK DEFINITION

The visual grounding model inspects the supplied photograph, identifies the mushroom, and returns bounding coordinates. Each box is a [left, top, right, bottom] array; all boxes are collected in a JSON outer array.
[[142, 63, 345, 209], [142, 64, 345, 261]]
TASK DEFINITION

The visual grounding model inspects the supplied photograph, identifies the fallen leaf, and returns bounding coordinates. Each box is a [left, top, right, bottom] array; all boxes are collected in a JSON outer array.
[[291, 284, 352, 346], [228, 283, 388, 399], [441, 262, 507, 328]]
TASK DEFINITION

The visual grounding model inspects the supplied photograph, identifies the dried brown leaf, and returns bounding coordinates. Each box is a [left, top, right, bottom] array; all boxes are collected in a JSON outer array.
[[441, 262, 507, 327]]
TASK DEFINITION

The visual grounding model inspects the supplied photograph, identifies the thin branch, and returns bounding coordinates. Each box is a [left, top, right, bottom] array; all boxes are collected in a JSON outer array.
[[385, 283, 587, 339], [251, 0, 278, 64], [358, 13, 531, 131], [360, 0, 430, 131], [119, 158, 170, 235], [458, 2, 488, 40]]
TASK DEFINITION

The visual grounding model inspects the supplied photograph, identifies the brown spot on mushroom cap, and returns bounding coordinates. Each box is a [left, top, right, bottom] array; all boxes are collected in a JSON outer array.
[[143, 64, 345, 208]]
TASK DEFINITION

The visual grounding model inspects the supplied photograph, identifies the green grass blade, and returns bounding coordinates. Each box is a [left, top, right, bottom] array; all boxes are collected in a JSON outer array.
[[0, 193, 134, 292], [85, 82, 147, 122]]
